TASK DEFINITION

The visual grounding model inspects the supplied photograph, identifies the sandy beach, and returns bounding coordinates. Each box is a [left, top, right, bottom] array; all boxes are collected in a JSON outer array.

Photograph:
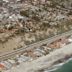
[[4, 42, 72, 72]]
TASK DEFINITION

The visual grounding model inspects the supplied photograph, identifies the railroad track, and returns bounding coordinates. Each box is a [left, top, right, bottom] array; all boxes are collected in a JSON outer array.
[[0, 30, 72, 61]]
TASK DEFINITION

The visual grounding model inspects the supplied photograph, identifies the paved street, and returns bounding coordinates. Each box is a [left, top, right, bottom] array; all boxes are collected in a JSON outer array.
[[0, 30, 72, 61]]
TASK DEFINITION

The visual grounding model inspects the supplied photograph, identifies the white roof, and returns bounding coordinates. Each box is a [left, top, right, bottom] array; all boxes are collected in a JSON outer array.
[[3, 0, 9, 2], [4, 43, 72, 72]]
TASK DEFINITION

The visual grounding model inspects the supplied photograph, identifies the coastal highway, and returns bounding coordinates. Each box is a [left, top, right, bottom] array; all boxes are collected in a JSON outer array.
[[9, 42, 72, 72], [0, 30, 72, 61]]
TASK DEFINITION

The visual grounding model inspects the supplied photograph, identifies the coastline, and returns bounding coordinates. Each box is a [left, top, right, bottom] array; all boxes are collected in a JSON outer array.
[[5, 43, 72, 72], [51, 58, 72, 72], [45, 57, 72, 72]]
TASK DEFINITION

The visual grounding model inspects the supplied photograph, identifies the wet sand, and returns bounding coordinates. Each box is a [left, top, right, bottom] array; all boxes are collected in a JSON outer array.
[[5, 43, 72, 72]]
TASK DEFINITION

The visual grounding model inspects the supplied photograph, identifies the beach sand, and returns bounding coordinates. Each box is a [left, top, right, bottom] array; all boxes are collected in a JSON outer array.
[[5, 43, 72, 72]]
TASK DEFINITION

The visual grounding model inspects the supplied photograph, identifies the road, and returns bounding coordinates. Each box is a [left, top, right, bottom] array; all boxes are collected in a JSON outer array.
[[8, 42, 72, 72], [0, 30, 72, 61]]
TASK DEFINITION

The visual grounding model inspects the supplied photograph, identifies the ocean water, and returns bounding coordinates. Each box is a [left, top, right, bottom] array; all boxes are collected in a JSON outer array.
[[52, 59, 72, 72]]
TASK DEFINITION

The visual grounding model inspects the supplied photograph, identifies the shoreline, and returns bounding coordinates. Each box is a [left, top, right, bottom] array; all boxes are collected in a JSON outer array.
[[50, 57, 72, 72], [5, 43, 72, 72], [44, 57, 72, 72]]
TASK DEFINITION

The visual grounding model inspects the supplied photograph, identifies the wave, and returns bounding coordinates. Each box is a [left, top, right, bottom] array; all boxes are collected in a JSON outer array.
[[44, 57, 72, 72]]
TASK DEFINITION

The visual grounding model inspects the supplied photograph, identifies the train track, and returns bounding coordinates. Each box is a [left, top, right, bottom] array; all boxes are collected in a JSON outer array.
[[0, 30, 72, 61]]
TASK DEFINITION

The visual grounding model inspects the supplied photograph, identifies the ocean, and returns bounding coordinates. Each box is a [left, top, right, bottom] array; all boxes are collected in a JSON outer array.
[[52, 58, 72, 72]]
